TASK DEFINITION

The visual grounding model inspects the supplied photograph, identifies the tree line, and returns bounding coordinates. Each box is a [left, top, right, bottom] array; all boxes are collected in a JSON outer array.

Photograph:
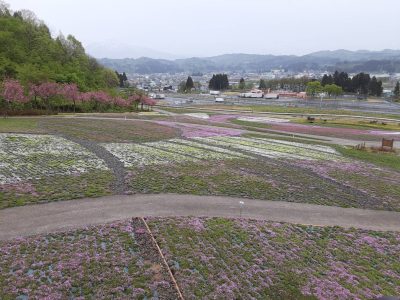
[[321, 71, 383, 96], [208, 74, 229, 90], [0, 79, 156, 115]]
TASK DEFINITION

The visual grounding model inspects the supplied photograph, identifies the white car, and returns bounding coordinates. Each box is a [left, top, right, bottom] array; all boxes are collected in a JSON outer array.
[[215, 97, 225, 103]]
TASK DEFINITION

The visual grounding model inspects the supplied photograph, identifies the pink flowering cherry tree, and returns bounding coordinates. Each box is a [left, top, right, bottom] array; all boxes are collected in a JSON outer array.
[[1, 79, 28, 116], [35, 82, 60, 111], [60, 83, 80, 112], [140, 96, 157, 111], [128, 94, 141, 110]]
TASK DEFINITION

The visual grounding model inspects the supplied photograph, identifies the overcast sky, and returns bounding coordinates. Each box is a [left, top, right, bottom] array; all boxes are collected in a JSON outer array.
[[6, 0, 400, 59]]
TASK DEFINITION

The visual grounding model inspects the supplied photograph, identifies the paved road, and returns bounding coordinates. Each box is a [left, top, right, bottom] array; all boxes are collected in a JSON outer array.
[[1, 194, 400, 240]]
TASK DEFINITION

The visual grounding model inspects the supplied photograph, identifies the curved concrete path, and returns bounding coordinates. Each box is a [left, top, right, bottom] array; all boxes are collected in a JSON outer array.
[[1, 194, 400, 240]]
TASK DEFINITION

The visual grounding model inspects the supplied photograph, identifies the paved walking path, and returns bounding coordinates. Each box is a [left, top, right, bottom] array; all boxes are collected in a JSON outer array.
[[1, 194, 400, 240]]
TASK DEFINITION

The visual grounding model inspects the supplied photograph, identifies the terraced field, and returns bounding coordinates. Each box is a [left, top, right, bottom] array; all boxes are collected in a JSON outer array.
[[1, 117, 400, 211], [0, 133, 113, 208]]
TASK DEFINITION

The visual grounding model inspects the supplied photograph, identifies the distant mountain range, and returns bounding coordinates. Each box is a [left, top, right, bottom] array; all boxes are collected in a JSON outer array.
[[86, 41, 182, 60], [97, 49, 400, 74]]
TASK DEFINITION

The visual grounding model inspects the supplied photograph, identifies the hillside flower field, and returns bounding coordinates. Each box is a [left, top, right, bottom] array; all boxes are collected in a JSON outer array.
[[148, 217, 400, 299], [0, 133, 113, 208], [0, 219, 179, 299], [1, 217, 399, 299], [0, 134, 108, 185]]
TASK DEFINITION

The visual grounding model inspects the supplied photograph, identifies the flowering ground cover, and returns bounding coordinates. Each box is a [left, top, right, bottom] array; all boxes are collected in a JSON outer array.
[[127, 157, 378, 209], [154, 120, 244, 138], [39, 118, 180, 143], [0, 134, 108, 185], [1, 217, 399, 299], [267, 122, 400, 141], [148, 217, 400, 300], [192, 136, 341, 161], [0, 219, 179, 299], [0, 133, 113, 208], [119, 135, 400, 210], [102, 139, 250, 167], [2, 116, 399, 212], [294, 160, 400, 211]]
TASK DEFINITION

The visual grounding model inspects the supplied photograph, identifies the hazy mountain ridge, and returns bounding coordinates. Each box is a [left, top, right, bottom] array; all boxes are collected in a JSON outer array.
[[98, 50, 400, 74]]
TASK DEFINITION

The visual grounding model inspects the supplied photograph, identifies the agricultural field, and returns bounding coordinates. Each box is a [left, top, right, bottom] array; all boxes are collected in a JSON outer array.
[[1, 217, 399, 299]]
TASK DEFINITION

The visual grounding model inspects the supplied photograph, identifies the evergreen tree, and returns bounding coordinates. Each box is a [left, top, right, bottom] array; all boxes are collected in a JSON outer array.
[[185, 76, 194, 91], [122, 72, 128, 82], [239, 78, 245, 90], [368, 76, 383, 96], [321, 74, 333, 86], [259, 79, 267, 89], [208, 74, 229, 90], [352, 73, 370, 95], [393, 81, 400, 98]]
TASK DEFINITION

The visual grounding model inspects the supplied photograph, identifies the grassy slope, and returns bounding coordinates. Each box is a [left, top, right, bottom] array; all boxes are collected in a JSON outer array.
[[335, 146, 400, 172], [149, 217, 400, 299], [0, 118, 41, 133]]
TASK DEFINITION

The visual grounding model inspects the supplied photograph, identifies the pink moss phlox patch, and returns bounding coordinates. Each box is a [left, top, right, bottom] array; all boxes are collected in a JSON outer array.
[[208, 114, 239, 122], [0, 182, 39, 196], [154, 121, 244, 138]]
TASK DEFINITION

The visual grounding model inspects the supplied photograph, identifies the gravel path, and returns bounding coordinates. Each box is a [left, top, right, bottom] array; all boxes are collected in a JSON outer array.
[[63, 136, 127, 194], [1, 194, 400, 240]]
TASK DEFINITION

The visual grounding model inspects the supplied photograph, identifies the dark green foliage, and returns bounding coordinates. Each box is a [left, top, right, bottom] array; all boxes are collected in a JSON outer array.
[[321, 74, 333, 86], [115, 71, 128, 87], [351, 72, 370, 95], [333, 71, 352, 91], [208, 74, 229, 90], [325, 71, 383, 96], [394, 81, 400, 99], [258, 79, 267, 89], [368, 76, 383, 96], [238, 77, 246, 90], [0, 7, 118, 90], [185, 76, 194, 91], [263, 77, 310, 92]]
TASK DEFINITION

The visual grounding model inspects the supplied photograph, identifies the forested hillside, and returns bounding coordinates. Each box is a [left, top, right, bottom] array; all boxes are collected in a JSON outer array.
[[99, 51, 400, 74], [0, 3, 118, 90]]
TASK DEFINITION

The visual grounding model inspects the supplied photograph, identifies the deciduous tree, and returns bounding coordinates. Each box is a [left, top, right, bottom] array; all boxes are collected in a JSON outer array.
[[306, 81, 322, 97]]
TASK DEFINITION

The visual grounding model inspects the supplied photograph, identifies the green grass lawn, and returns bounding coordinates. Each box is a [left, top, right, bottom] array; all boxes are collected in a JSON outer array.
[[0, 118, 41, 133], [336, 146, 400, 172]]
